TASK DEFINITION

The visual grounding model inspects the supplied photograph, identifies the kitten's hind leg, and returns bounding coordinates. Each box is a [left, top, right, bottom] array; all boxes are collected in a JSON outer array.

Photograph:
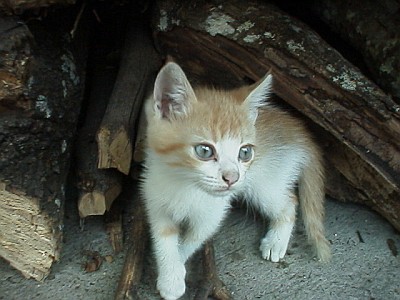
[[258, 194, 297, 262]]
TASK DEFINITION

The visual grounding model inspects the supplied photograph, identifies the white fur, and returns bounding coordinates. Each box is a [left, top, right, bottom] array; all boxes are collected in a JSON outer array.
[[244, 146, 308, 262], [143, 140, 309, 299], [143, 150, 231, 299], [141, 63, 327, 300]]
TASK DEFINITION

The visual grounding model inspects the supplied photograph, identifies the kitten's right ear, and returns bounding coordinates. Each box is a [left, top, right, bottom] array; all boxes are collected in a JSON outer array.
[[243, 73, 273, 124], [153, 62, 196, 120]]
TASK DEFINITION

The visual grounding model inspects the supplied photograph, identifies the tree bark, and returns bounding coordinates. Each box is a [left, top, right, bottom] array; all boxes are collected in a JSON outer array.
[[0, 11, 87, 280], [151, 0, 400, 230], [303, 0, 400, 103]]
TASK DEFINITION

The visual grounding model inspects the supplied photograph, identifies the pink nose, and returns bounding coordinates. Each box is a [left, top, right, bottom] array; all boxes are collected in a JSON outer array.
[[222, 171, 239, 186]]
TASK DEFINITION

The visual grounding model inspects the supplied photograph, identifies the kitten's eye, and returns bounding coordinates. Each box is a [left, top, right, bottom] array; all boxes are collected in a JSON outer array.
[[194, 144, 215, 160], [239, 145, 253, 162]]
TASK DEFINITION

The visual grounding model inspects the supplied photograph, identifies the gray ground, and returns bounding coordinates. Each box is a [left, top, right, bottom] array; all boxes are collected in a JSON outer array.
[[1, 194, 399, 300]]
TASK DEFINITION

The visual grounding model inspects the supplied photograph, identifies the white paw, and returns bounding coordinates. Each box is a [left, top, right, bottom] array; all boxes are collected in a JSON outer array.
[[157, 264, 186, 300], [259, 230, 290, 262]]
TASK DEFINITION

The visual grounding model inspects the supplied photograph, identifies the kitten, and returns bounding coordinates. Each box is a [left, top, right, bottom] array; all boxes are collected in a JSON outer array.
[[141, 62, 331, 300]]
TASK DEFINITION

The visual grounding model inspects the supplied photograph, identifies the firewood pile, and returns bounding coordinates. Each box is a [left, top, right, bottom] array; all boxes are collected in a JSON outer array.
[[0, 0, 399, 297]]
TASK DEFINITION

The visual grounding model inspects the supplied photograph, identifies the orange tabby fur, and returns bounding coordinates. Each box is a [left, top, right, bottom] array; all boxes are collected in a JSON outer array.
[[142, 62, 330, 300]]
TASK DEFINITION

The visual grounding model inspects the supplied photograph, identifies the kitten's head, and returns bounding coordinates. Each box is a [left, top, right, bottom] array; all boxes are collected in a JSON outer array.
[[146, 62, 272, 196]]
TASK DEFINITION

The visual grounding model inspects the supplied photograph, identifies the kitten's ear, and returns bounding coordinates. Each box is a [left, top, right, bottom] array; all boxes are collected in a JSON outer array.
[[153, 62, 196, 120], [243, 73, 273, 123]]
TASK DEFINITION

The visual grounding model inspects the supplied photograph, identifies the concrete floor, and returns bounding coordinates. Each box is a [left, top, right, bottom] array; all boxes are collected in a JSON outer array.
[[1, 192, 399, 300]]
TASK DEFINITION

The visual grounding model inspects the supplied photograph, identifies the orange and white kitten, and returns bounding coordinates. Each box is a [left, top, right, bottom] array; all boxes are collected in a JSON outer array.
[[142, 62, 331, 300]]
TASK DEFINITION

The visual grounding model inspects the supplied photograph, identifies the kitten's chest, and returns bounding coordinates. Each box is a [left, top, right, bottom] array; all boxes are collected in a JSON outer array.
[[166, 187, 231, 223]]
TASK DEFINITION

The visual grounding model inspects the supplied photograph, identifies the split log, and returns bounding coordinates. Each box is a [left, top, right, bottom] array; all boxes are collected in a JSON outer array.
[[76, 74, 123, 218], [0, 11, 87, 280], [75, 12, 125, 218], [0, 0, 76, 14], [96, 15, 162, 175], [151, 0, 400, 230], [105, 199, 123, 253], [303, 0, 400, 102], [114, 197, 147, 300], [77, 165, 122, 218]]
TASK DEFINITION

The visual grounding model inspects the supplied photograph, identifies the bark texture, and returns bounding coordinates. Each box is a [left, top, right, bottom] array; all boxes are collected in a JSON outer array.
[[151, 0, 400, 230], [0, 11, 87, 280], [305, 0, 400, 103]]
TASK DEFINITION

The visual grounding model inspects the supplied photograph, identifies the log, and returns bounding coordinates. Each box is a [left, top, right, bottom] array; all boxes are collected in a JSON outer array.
[[105, 199, 123, 253], [0, 11, 87, 280], [75, 11, 125, 218], [77, 165, 122, 218], [151, 0, 400, 230], [114, 197, 147, 300], [0, 16, 32, 108], [0, 0, 76, 14], [96, 14, 162, 175], [302, 0, 400, 103]]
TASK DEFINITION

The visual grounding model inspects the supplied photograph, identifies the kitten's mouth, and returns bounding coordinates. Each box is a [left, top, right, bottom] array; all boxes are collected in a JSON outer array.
[[199, 182, 234, 196], [201, 186, 231, 196], [214, 186, 233, 194]]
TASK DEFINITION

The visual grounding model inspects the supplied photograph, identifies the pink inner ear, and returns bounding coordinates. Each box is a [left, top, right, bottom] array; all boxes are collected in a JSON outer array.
[[160, 97, 170, 119]]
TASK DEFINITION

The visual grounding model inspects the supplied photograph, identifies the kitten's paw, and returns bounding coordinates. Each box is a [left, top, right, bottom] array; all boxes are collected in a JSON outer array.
[[157, 265, 186, 300], [259, 230, 290, 262]]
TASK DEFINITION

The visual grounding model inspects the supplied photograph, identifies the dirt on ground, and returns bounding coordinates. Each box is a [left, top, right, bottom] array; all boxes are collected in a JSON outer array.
[[1, 189, 399, 300]]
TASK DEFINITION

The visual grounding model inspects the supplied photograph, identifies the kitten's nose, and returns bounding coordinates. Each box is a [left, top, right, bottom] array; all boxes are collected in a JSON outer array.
[[222, 171, 239, 187]]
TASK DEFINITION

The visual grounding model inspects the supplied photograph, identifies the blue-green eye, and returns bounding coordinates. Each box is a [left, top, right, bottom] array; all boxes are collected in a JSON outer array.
[[194, 144, 215, 160], [239, 145, 253, 162]]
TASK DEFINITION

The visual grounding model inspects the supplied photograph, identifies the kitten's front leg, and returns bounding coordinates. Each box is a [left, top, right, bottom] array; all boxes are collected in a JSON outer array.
[[180, 206, 229, 263], [150, 218, 186, 300], [259, 195, 297, 262]]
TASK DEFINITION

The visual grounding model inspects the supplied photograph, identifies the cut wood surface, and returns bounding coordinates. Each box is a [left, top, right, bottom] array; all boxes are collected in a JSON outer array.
[[96, 16, 162, 175], [77, 165, 122, 218], [0, 12, 87, 280], [304, 0, 400, 102], [151, 0, 400, 230]]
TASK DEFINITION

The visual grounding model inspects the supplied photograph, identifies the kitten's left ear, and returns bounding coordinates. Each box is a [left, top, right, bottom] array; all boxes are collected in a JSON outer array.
[[153, 62, 197, 120], [243, 73, 273, 123]]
